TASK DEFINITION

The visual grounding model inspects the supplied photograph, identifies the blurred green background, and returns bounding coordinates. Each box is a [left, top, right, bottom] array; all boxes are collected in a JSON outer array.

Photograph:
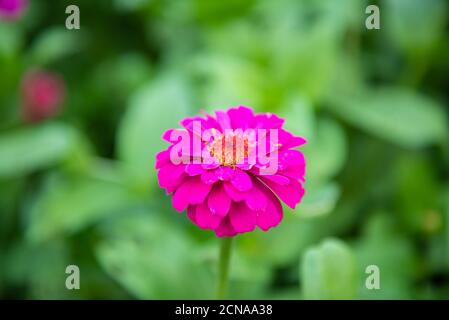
[[1, 0, 449, 299]]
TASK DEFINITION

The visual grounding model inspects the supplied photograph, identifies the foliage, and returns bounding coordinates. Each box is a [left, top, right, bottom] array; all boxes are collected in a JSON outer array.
[[0, 0, 448, 299]]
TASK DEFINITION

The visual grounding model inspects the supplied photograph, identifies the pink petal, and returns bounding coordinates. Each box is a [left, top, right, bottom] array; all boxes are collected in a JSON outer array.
[[201, 162, 220, 170], [257, 187, 283, 231], [157, 163, 186, 189], [180, 116, 216, 138], [278, 129, 306, 149], [215, 215, 238, 237], [277, 149, 306, 171], [201, 170, 220, 185], [166, 130, 201, 162], [257, 174, 290, 185], [204, 113, 221, 130], [216, 166, 235, 181], [187, 205, 197, 224], [207, 184, 231, 217], [279, 165, 306, 181], [235, 162, 252, 170], [223, 182, 248, 202], [155, 149, 171, 169], [253, 113, 285, 129], [245, 181, 268, 211], [187, 178, 213, 204], [195, 203, 223, 230], [162, 128, 180, 142], [185, 164, 205, 176], [172, 176, 212, 212], [259, 176, 304, 209], [227, 106, 254, 129], [215, 110, 232, 130], [229, 202, 257, 233], [231, 169, 252, 191]]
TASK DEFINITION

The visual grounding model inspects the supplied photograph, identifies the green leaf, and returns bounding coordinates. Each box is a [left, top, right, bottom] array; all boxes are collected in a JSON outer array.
[[300, 238, 358, 299], [114, 0, 149, 12], [190, 243, 271, 299], [26, 169, 137, 243], [0, 24, 24, 57], [354, 213, 416, 299], [117, 73, 191, 191], [91, 53, 152, 99], [29, 27, 85, 65], [303, 117, 347, 182], [0, 180, 24, 242], [394, 154, 440, 233], [0, 122, 84, 178], [280, 95, 315, 140], [3, 240, 70, 299], [95, 210, 214, 299], [195, 54, 264, 110], [264, 1, 347, 102], [444, 188, 449, 270], [384, 0, 448, 54], [298, 182, 341, 218], [328, 87, 448, 149], [238, 216, 324, 268]]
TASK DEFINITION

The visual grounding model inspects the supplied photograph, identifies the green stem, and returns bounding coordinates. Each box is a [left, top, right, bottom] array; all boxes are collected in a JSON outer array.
[[216, 237, 234, 299]]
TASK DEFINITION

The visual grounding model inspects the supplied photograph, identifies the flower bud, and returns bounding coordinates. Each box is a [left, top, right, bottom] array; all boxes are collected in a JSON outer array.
[[21, 70, 66, 122]]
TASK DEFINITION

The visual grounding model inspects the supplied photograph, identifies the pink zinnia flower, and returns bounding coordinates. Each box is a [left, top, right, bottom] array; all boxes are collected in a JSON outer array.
[[21, 69, 66, 123], [0, 0, 27, 20], [155, 106, 306, 237]]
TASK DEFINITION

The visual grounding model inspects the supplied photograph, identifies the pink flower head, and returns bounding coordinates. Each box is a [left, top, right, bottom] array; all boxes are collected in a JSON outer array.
[[0, 0, 27, 20], [21, 69, 66, 123], [155, 106, 306, 237]]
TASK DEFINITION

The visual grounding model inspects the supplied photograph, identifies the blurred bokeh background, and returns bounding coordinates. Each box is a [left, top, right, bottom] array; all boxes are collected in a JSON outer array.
[[1, 0, 449, 299]]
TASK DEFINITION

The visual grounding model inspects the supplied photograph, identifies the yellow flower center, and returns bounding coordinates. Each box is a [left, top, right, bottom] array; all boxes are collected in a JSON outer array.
[[207, 131, 253, 167]]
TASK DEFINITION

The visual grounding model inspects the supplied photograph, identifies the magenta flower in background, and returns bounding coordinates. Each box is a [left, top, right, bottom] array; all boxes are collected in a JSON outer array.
[[21, 69, 66, 122], [156, 106, 306, 237], [0, 0, 27, 20]]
